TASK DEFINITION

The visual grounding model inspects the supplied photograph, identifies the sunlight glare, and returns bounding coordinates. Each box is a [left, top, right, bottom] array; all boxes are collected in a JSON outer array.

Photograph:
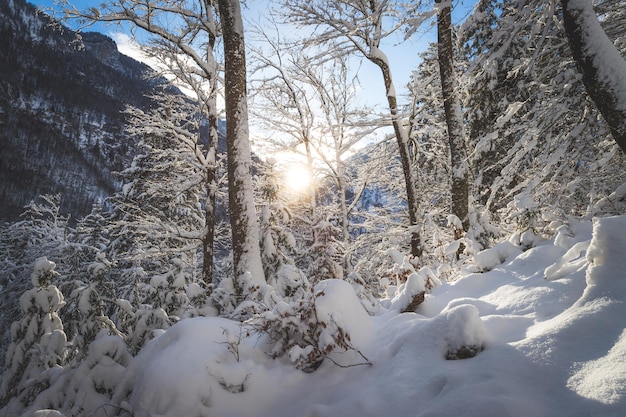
[[283, 164, 311, 195]]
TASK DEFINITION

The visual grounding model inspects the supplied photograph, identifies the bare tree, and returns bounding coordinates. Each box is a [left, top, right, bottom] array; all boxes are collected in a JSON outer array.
[[251, 36, 375, 269], [64, 0, 220, 284], [561, 0, 626, 153], [281, 0, 427, 258], [249, 25, 318, 217], [64, 0, 265, 285], [303, 57, 373, 247], [436, 0, 469, 240]]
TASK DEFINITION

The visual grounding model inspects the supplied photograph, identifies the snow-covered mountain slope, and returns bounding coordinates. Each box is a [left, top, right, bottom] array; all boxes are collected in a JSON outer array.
[[0, 0, 169, 221], [19, 215, 626, 417]]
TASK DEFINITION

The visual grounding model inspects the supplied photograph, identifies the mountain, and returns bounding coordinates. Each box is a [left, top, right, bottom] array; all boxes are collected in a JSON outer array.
[[0, 0, 171, 221]]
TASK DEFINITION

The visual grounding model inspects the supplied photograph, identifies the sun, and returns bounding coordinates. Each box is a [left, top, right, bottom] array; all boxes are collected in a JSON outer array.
[[283, 164, 312, 195]]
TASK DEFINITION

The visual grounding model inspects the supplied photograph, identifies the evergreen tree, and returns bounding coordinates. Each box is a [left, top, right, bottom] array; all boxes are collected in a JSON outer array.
[[107, 94, 208, 299], [461, 0, 626, 231], [64, 252, 120, 361], [0, 195, 70, 367], [0, 258, 67, 410], [256, 159, 309, 300]]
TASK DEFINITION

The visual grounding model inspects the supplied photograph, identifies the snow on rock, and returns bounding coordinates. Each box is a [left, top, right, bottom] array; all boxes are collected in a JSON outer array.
[[471, 240, 522, 271], [442, 304, 488, 359], [390, 271, 427, 311], [313, 279, 373, 355], [389, 267, 441, 312]]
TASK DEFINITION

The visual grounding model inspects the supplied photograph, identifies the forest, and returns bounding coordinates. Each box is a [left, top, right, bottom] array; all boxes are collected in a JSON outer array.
[[0, 0, 625, 416]]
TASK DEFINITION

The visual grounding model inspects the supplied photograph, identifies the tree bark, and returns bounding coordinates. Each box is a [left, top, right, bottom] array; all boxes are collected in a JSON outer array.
[[561, 0, 626, 154], [202, 107, 218, 286], [369, 51, 423, 259], [217, 0, 265, 285], [437, 0, 469, 238], [201, 0, 218, 287]]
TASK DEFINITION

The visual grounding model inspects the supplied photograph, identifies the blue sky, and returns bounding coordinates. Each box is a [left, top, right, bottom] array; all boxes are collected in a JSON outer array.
[[29, 0, 476, 110]]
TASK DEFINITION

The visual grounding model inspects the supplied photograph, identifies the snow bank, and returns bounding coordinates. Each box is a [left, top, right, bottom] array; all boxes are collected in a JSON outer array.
[[113, 317, 270, 416]]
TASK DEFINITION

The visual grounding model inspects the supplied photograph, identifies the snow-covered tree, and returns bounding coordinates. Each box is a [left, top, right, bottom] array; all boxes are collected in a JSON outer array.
[[0, 195, 70, 367], [252, 280, 371, 373], [0, 258, 67, 410], [255, 159, 309, 299], [18, 332, 131, 417], [249, 24, 319, 217], [65, 0, 264, 292], [280, 0, 427, 257], [561, 0, 626, 153], [461, 0, 626, 231], [251, 36, 380, 275], [436, 0, 469, 244], [217, 0, 266, 287], [107, 94, 208, 291], [307, 57, 375, 250], [64, 253, 120, 361], [297, 216, 345, 285]]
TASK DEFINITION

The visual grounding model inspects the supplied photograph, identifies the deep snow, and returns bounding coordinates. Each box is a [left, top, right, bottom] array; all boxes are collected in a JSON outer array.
[[22, 215, 626, 417]]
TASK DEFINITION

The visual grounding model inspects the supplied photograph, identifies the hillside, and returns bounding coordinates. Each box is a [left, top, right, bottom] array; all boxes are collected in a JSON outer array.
[[5, 215, 625, 416], [0, 0, 168, 220]]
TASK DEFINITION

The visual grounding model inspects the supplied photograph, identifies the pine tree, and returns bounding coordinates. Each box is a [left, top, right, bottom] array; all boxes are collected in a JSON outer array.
[[107, 95, 208, 299], [65, 253, 120, 361], [0, 258, 67, 410], [0, 195, 70, 368], [461, 0, 626, 230]]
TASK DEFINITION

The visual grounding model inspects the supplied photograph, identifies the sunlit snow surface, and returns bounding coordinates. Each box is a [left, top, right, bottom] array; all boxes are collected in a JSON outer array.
[[63, 216, 626, 416]]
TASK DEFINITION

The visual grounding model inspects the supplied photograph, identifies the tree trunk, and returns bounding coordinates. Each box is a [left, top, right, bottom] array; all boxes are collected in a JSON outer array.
[[336, 151, 349, 245], [304, 139, 317, 218], [202, 0, 218, 287], [437, 0, 469, 238], [217, 0, 265, 286], [202, 106, 218, 287], [369, 49, 423, 259], [561, 0, 626, 154]]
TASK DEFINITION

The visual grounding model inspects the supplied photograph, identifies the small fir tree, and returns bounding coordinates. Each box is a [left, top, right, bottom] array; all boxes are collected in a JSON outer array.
[[0, 257, 68, 409]]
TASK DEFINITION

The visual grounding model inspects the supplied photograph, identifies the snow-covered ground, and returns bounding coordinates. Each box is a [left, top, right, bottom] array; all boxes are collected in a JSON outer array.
[[25, 215, 626, 417]]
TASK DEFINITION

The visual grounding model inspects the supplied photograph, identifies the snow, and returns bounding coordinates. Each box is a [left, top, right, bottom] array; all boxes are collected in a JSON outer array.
[[567, 0, 626, 113], [12, 215, 626, 417], [471, 240, 522, 271]]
